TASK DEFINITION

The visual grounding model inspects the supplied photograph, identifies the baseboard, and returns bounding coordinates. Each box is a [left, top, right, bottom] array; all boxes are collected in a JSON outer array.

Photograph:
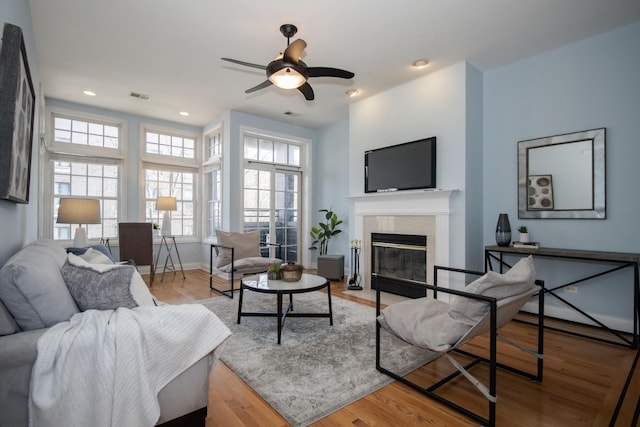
[[521, 300, 634, 333]]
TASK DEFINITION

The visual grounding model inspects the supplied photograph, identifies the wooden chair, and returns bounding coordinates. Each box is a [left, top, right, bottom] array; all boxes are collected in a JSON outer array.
[[376, 256, 544, 427], [118, 222, 155, 286]]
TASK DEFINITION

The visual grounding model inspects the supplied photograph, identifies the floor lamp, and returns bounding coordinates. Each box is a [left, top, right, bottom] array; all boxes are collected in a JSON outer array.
[[57, 198, 101, 247], [156, 196, 177, 236]]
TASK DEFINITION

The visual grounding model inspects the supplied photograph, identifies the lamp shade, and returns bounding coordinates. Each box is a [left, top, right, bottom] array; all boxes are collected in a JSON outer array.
[[57, 198, 101, 225], [156, 196, 177, 211]]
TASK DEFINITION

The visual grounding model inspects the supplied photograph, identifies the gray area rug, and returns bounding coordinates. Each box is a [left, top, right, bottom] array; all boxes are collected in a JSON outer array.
[[199, 290, 436, 426]]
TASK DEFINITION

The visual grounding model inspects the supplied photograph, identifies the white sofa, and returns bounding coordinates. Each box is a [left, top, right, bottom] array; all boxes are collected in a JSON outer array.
[[0, 239, 223, 427]]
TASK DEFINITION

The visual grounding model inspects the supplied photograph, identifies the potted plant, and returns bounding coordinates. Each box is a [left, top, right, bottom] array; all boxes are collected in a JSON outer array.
[[310, 209, 344, 280], [518, 225, 530, 243], [267, 262, 281, 280], [309, 209, 343, 256]]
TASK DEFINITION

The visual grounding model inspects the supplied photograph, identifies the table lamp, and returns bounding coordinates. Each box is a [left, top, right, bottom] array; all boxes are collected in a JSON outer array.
[[156, 196, 177, 236], [56, 198, 101, 247]]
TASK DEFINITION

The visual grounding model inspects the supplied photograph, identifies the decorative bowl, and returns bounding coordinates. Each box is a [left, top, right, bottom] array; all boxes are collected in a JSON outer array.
[[280, 262, 303, 282]]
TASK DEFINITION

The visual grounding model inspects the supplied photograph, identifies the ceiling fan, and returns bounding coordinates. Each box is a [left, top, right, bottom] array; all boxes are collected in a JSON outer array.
[[221, 24, 355, 101]]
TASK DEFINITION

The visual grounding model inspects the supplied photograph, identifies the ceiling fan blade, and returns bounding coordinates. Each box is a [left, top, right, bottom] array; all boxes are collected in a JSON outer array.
[[245, 80, 273, 94], [221, 58, 267, 70], [297, 82, 314, 101], [283, 39, 307, 64], [307, 67, 355, 79]]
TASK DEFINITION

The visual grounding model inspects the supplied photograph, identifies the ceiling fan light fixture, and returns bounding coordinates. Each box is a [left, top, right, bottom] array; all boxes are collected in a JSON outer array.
[[269, 67, 306, 89], [346, 89, 360, 98]]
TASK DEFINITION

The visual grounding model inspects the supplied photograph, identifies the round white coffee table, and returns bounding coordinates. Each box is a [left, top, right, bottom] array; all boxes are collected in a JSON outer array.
[[238, 273, 333, 344]]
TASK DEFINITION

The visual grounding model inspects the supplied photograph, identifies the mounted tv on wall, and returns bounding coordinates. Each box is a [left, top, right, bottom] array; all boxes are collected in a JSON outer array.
[[364, 137, 436, 193]]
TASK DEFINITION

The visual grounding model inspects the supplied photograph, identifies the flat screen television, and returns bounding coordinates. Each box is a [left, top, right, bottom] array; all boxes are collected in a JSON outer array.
[[365, 137, 436, 193]]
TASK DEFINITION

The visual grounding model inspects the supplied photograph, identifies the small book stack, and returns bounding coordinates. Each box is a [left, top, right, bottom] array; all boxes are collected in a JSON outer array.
[[512, 241, 540, 249]]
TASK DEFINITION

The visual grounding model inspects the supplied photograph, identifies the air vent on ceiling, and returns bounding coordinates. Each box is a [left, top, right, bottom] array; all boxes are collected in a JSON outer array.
[[130, 91, 151, 100]]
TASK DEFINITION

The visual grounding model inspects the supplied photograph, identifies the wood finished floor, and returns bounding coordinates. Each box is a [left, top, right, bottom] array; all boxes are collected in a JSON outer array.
[[146, 269, 640, 427]]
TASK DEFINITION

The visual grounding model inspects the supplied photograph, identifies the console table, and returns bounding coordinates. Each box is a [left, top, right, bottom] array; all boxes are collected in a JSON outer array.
[[485, 245, 639, 349]]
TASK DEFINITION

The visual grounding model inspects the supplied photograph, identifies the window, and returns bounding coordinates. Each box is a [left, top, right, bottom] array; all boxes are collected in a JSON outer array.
[[142, 125, 199, 238], [145, 131, 195, 159], [144, 168, 195, 237], [44, 108, 125, 242], [52, 160, 120, 240], [243, 131, 303, 262], [203, 127, 223, 239]]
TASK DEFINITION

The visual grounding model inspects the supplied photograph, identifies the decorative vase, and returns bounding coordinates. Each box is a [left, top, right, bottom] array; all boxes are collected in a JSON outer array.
[[495, 213, 511, 247]]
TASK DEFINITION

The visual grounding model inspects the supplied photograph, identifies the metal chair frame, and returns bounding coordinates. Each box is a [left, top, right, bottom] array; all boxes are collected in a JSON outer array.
[[375, 266, 544, 427], [209, 241, 282, 298]]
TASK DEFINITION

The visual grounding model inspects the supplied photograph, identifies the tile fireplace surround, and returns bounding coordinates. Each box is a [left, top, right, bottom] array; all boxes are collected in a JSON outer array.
[[350, 189, 456, 291]]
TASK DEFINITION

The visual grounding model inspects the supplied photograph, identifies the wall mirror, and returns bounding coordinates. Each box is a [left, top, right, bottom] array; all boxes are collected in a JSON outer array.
[[518, 128, 606, 219]]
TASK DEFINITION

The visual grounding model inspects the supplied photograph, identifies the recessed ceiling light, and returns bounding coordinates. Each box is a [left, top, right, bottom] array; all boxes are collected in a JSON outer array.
[[346, 89, 360, 98], [179, 111, 190, 117], [83, 90, 96, 96], [412, 59, 429, 69]]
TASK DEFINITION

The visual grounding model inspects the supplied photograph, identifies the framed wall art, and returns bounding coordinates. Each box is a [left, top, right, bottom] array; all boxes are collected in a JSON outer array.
[[0, 23, 35, 204]]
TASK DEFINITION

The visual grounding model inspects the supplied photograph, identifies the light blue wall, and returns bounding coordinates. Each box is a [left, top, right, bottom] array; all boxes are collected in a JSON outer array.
[[0, 1, 41, 265], [483, 21, 640, 330], [313, 118, 350, 268]]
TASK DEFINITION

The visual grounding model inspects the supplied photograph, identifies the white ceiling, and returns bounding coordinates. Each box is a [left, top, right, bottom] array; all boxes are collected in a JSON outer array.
[[28, 0, 640, 129]]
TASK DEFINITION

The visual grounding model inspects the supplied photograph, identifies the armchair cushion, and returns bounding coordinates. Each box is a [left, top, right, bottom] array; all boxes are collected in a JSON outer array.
[[378, 256, 536, 353], [217, 256, 282, 274], [214, 230, 261, 268]]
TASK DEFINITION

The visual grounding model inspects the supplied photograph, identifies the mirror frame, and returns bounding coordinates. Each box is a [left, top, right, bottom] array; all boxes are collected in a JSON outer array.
[[518, 128, 606, 219]]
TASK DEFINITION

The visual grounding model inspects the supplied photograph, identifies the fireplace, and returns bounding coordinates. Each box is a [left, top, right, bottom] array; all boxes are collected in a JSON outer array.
[[350, 189, 457, 294], [371, 233, 427, 298]]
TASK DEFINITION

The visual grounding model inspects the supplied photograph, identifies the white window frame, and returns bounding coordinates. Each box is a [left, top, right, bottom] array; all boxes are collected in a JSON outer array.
[[41, 107, 127, 242], [140, 123, 200, 241], [202, 125, 223, 241], [239, 127, 312, 265]]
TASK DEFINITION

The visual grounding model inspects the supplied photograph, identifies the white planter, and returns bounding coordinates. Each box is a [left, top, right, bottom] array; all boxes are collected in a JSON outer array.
[[519, 232, 530, 243]]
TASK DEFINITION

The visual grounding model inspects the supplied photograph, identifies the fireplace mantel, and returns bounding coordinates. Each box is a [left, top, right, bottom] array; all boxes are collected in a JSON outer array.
[[350, 189, 458, 291], [350, 189, 458, 216]]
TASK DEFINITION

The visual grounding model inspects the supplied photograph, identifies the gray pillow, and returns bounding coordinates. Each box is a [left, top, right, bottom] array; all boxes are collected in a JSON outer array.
[[214, 230, 261, 268], [0, 239, 79, 331], [61, 253, 156, 311], [449, 256, 536, 323]]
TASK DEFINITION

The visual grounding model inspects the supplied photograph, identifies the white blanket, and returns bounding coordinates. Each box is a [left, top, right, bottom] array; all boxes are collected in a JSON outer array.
[[29, 304, 231, 427]]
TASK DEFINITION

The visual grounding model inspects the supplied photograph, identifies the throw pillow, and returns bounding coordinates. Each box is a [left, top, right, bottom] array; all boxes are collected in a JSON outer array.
[[62, 253, 156, 311], [214, 230, 261, 268], [0, 239, 80, 331], [449, 256, 536, 324], [66, 244, 115, 263]]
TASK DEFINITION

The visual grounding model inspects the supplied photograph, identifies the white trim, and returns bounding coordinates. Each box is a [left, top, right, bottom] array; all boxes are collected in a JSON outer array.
[[45, 106, 127, 159], [522, 301, 635, 334], [139, 122, 200, 168]]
